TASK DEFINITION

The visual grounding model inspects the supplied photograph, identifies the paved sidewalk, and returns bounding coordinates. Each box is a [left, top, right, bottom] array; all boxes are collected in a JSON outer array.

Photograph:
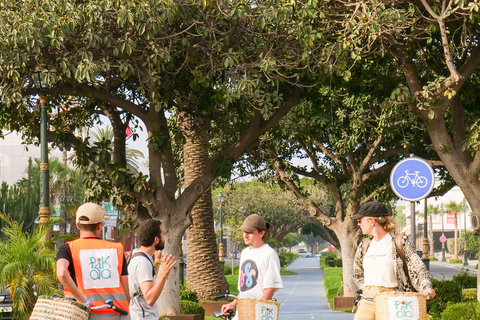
[[277, 258, 355, 320]]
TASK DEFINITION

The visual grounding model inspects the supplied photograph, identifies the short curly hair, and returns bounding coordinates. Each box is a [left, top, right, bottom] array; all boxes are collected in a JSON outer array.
[[138, 219, 162, 247]]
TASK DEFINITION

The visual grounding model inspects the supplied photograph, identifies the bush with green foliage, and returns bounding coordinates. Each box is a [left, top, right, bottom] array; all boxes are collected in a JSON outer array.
[[430, 256, 438, 261], [180, 300, 205, 316], [427, 271, 477, 317], [453, 270, 477, 290], [335, 259, 342, 267], [449, 258, 463, 264], [440, 301, 480, 320], [447, 238, 464, 256], [427, 278, 462, 317], [224, 265, 239, 275], [180, 285, 198, 302], [278, 252, 299, 267]]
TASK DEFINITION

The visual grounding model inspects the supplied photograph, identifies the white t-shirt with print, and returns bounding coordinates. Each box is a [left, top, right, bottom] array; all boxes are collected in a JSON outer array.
[[363, 234, 397, 288], [237, 243, 284, 299]]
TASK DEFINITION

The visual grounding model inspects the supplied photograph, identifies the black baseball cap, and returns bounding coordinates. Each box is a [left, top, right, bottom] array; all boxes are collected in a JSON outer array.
[[351, 201, 390, 220]]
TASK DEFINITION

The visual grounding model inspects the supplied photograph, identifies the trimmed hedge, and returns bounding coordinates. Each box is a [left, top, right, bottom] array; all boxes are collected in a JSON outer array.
[[180, 285, 198, 302], [180, 300, 205, 316], [278, 252, 299, 267]]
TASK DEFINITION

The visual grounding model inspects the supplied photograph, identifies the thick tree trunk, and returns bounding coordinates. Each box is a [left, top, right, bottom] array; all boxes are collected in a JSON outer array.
[[157, 221, 186, 316], [338, 220, 361, 297], [182, 114, 228, 300]]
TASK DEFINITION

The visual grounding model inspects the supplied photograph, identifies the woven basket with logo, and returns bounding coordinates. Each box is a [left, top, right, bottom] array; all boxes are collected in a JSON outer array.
[[30, 295, 89, 320], [237, 298, 280, 320], [374, 291, 427, 320]]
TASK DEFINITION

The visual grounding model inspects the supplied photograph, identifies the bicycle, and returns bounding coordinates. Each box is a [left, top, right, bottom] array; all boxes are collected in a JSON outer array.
[[213, 291, 237, 320], [397, 170, 428, 188], [90, 299, 129, 315]]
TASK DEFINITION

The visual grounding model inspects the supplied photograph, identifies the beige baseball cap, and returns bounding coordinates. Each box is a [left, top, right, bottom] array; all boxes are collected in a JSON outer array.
[[76, 202, 110, 224], [239, 214, 266, 232]]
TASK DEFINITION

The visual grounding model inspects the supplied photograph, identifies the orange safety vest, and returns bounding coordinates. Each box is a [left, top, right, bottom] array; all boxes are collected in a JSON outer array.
[[65, 238, 129, 315]]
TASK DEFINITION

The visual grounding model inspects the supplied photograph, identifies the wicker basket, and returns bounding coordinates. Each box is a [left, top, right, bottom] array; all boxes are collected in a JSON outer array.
[[374, 291, 427, 320], [237, 298, 280, 320], [30, 295, 89, 320]]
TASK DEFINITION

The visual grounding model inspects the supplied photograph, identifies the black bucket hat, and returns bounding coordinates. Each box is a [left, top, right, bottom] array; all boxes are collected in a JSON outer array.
[[351, 201, 390, 220]]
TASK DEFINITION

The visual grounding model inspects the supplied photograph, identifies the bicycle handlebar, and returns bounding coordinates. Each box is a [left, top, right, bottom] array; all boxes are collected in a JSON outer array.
[[90, 299, 128, 315], [214, 293, 237, 300]]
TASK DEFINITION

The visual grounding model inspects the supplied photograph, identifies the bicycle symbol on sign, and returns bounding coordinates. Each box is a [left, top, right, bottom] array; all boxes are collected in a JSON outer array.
[[397, 170, 428, 188]]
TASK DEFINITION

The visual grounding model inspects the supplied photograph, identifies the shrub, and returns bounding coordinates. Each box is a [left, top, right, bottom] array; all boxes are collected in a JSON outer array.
[[337, 283, 344, 296], [180, 286, 198, 302], [278, 252, 298, 267], [453, 270, 477, 290], [449, 258, 463, 264], [335, 259, 342, 267], [326, 260, 335, 267], [440, 301, 480, 320], [463, 289, 477, 301], [427, 278, 462, 317], [430, 256, 438, 261], [180, 300, 205, 316], [224, 265, 239, 275]]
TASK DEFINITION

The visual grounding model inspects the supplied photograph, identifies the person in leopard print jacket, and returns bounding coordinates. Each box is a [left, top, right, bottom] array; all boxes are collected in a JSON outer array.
[[351, 201, 435, 320]]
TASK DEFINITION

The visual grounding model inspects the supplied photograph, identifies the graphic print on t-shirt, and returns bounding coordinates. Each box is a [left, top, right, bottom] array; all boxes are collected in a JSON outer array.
[[240, 260, 258, 292], [79, 248, 119, 289]]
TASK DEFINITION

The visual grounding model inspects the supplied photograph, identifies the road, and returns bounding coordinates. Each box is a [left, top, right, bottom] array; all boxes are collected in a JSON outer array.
[[276, 258, 354, 320], [429, 259, 478, 280]]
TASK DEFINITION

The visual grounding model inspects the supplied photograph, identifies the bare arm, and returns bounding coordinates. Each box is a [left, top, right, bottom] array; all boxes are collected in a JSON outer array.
[[139, 254, 177, 306], [260, 288, 275, 301], [56, 258, 87, 304]]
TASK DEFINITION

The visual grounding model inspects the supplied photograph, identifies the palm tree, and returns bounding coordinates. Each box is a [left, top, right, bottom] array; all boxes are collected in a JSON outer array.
[[427, 204, 440, 257], [0, 214, 60, 319], [91, 126, 145, 175], [446, 201, 464, 260], [181, 114, 228, 299]]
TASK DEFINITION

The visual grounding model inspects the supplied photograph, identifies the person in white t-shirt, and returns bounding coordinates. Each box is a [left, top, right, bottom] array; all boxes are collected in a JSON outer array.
[[128, 219, 176, 320], [221, 214, 283, 318], [352, 201, 436, 320]]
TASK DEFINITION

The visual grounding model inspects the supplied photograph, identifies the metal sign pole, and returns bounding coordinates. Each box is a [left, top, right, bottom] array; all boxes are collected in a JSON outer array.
[[411, 202, 416, 248]]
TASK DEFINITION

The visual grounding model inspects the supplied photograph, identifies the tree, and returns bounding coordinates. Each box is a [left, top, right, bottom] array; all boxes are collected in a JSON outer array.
[[333, 0, 480, 248], [0, 1, 334, 312], [246, 54, 447, 296], [212, 180, 324, 244], [0, 214, 60, 319], [446, 201, 464, 260]]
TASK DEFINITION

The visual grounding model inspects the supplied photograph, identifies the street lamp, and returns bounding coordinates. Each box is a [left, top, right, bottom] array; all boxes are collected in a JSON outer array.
[[32, 70, 51, 240], [441, 203, 446, 262], [217, 192, 225, 273], [463, 198, 469, 266]]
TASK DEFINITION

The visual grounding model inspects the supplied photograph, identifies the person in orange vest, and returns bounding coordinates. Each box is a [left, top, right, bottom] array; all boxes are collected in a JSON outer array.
[[56, 202, 130, 319]]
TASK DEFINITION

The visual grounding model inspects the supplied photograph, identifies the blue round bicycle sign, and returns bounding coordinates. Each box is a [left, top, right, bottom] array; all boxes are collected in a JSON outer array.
[[390, 157, 435, 201]]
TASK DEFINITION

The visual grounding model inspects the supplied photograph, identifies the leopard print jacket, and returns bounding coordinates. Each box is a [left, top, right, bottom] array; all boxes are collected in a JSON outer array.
[[353, 232, 433, 292]]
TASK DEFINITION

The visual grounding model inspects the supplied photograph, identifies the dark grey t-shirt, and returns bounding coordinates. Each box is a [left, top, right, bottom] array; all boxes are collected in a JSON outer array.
[[128, 249, 158, 320]]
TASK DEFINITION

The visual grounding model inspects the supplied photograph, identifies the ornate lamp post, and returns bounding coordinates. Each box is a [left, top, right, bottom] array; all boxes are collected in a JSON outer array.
[[32, 70, 51, 240], [463, 198, 469, 266], [441, 203, 446, 262], [217, 192, 225, 273]]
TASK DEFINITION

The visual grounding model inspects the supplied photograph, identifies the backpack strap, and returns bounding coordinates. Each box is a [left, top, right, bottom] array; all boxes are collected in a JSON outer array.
[[394, 233, 413, 287], [129, 251, 155, 278]]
